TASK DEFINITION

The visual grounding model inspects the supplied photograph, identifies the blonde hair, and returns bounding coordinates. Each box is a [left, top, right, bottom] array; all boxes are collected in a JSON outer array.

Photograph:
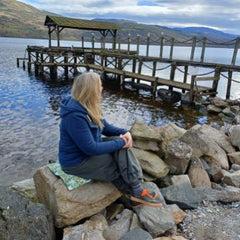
[[71, 72, 103, 128]]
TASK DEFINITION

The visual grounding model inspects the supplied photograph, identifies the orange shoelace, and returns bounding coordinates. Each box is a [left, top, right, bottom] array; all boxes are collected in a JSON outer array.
[[141, 189, 154, 199]]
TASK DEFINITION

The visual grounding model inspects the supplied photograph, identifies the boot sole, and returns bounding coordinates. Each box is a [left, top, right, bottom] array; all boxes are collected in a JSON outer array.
[[130, 196, 163, 208]]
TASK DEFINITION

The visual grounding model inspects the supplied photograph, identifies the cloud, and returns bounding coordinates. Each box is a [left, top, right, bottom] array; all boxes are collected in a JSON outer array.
[[18, 0, 240, 34]]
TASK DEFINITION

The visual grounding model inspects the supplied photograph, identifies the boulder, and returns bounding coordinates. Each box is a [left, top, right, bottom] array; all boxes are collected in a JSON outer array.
[[154, 236, 187, 240], [120, 228, 153, 240], [133, 139, 160, 152], [207, 105, 222, 114], [63, 214, 108, 240], [228, 152, 240, 165], [11, 178, 38, 202], [134, 182, 175, 237], [222, 170, 240, 187], [0, 186, 55, 240], [231, 164, 240, 171], [180, 125, 229, 169], [130, 119, 161, 142], [33, 166, 121, 228], [156, 123, 186, 156], [188, 158, 211, 187], [131, 148, 169, 178], [206, 164, 224, 183], [229, 125, 240, 149], [161, 182, 205, 209], [104, 209, 140, 240], [170, 175, 192, 186], [212, 97, 229, 108], [222, 107, 236, 118], [167, 204, 186, 225], [164, 139, 192, 174]]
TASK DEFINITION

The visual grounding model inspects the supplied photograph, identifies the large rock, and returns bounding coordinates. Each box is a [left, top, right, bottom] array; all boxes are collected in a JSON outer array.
[[207, 104, 222, 114], [131, 148, 169, 178], [188, 158, 211, 187], [156, 123, 186, 156], [212, 97, 229, 108], [0, 186, 55, 240], [195, 185, 240, 203], [120, 228, 153, 240], [134, 182, 175, 237], [63, 214, 108, 240], [180, 125, 230, 169], [133, 139, 160, 152], [130, 119, 161, 141], [229, 125, 240, 149], [222, 170, 240, 187], [154, 236, 187, 240], [228, 152, 240, 165], [103, 209, 140, 240], [11, 178, 38, 202], [164, 139, 192, 174], [33, 166, 121, 228], [167, 204, 186, 225], [161, 182, 205, 209]]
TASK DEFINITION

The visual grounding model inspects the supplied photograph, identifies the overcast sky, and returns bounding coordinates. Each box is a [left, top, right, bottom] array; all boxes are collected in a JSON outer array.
[[19, 0, 240, 34]]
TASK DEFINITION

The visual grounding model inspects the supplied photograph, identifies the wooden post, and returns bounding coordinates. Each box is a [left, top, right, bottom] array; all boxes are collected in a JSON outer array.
[[27, 46, 31, 72], [82, 36, 84, 49], [132, 58, 136, 82], [136, 34, 140, 56], [64, 56, 68, 77], [91, 33, 95, 49], [182, 65, 189, 93], [113, 30, 117, 50], [212, 67, 220, 95], [189, 75, 196, 103], [160, 37, 164, 59], [102, 36, 106, 49], [73, 56, 77, 75], [50, 55, 57, 79], [226, 70, 232, 99], [190, 36, 197, 61], [152, 61, 157, 88], [169, 38, 174, 60], [146, 33, 150, 57], [231, 37, 240, 65], [200, 37, 206, 63], [118, 37, 121, 51], [127, 33, 131, 53], [39, 53, 43, 76], [57, 26, 60, 47], [34, 52, 39, 75], [137, 60, 143, 83], [23, 60, 26, 70], [17, 58, 19, 67], [169, 62, 176, 91], [48, 26, 52, 48]]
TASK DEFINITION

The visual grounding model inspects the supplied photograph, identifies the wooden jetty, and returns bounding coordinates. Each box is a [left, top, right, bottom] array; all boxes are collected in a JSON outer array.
[[17, 15, 240, 103]]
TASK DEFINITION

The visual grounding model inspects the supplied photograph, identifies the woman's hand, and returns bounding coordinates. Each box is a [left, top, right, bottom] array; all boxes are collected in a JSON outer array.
[[120, 132, 133, 149]]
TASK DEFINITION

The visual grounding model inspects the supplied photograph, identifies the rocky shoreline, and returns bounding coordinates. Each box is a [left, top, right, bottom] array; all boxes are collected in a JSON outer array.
[[1, 97, 240, 240]]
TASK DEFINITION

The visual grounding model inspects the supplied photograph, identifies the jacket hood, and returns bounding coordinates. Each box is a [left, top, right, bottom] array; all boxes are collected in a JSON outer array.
[[60, 97, 87, 118]]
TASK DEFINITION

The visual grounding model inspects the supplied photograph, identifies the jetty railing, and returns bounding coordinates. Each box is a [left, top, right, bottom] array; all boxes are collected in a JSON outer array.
[[17, 34, 240, 103]]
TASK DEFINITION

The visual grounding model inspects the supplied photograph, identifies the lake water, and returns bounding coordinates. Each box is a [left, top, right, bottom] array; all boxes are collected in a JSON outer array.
[[0, 37, 240, 186]]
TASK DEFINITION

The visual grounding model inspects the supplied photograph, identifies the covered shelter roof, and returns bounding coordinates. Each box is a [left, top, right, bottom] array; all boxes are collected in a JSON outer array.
[[44, 15, 120, 31]]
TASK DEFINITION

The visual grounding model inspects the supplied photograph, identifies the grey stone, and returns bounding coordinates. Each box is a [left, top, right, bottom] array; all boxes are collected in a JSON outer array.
[[11, 178, 38, 202], [231, 164, 240, 171], [170, 175, 192, 186], [229, 125, 240, 149], [207, 104, 222, 114], [134, 182, 174, 237], [133, 139, 160, 152], [164, 139, 192, 174], [167, 204, 186, 225], [0, 186, 55, 240], [63, 214, 108, 240], [212, 97, 229, 108], [188, 158, 211, 187], [228, 152, 240, 165], [120, 228, 153, 240], [131, 148, 169, 178], [33, 166, 121, 228], [222, 170, 240, 187], [161, 182, 205, 209], [222, 107, 236, 118], [180, 125, 229, 169], [103, 209, 135, 240]]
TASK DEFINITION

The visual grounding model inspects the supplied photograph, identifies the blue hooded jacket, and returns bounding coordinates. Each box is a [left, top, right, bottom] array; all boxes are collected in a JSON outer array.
[[59, 97, 127, 167]]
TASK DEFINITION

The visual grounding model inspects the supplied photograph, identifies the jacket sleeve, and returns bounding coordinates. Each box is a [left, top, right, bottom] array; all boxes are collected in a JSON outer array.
[[102, 119, 127, 137], [65, 115, 126, 156]]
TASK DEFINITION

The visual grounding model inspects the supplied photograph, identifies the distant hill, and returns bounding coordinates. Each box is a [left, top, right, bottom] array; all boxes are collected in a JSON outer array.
[[0, 0, 238, 46], [173, 27, 239, 40]]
